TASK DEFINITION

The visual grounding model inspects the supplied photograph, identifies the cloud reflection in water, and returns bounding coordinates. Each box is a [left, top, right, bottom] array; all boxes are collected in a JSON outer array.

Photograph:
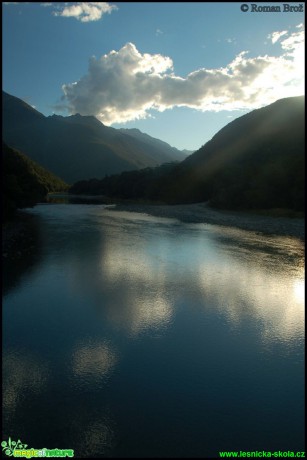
[[3, 350, 48, 417], [48, 208, 304, 346], [197, 228, 305, 345], [72, 341, 117, 384], [97, 216, 304, 345], [2, 206, 304, 457]]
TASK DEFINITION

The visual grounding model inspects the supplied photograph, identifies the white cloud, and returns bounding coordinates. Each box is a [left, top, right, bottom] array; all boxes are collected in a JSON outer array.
[[280, 29, 304, 51], [59, 28, 304, 124], [53, 2, 117, 22], [156, 28, 163, 36], [268, 30, 288, 44]]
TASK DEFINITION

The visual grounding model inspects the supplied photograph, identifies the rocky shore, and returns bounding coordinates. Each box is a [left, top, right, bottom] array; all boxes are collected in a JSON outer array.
[[111, 202, 305, 240]]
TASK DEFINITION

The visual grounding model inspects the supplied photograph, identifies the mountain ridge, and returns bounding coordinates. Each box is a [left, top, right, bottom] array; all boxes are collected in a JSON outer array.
[[119, 128, 188, 162], [165, 95, 305, 209], [70, 95, 304, 213], [2, 91, 189, 183]]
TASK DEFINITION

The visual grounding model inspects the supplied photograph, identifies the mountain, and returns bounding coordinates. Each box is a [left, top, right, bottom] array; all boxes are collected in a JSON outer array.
[[119, 128, 188, 163], [70, 96, 304, 213], [2, 91, 188, 183], [3, 91, 45, 124], [181, 149, 195, 156], [164, 95, 304, 210], [3, 143, 68, 220]]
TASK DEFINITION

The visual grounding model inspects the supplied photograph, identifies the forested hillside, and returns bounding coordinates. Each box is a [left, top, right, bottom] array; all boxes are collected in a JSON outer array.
[[3, 143, 68, 220], [70, 96, 304, 213]]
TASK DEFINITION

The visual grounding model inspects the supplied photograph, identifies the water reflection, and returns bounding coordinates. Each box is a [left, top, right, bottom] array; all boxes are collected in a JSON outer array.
[[107, 296, 173, 337], [68, 413, 114, 458], [99, 233, 174, 336], [72, 341, 117, 383], [293, 278, 305, 303], [2, 214, 43, 296], [2, 205, 304, 456], [3, 349, 48, 418], [38, 206, 304, 345], [198, 226, 305, 344], [198, 257, 304, 343], [8, 206, 303, 348], [95, 213, 304, 345]]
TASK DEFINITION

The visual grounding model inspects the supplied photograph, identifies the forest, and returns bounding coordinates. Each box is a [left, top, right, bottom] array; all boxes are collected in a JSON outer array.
[[3, 143, 68, 221]]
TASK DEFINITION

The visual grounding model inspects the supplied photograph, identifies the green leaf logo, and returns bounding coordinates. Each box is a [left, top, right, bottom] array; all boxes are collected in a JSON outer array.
[[1, 438, 28, 456]]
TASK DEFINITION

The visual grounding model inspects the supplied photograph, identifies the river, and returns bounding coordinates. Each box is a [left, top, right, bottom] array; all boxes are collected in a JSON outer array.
[[2, 203, 305, 458]]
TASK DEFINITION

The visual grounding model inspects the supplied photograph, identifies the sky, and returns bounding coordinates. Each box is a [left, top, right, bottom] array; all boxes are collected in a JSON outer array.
[[2, 2, 305, 151]]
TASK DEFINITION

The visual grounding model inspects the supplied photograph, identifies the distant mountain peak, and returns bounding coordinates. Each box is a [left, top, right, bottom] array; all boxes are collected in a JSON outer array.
[[119, 127, 189, 158], [2, 91, 187, 182]]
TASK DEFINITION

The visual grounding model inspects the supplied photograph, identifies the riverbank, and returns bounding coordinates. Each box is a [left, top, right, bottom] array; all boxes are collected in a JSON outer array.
[[2, 203, 304, 259], [110, 202, 305, 240]]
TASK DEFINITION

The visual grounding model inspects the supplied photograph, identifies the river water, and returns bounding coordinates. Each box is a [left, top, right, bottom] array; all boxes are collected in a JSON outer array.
[[2, 203, 305, 458]]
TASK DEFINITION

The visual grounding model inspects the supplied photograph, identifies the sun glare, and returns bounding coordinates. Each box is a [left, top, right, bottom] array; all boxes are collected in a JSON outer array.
[[293, 279, 305, 305]]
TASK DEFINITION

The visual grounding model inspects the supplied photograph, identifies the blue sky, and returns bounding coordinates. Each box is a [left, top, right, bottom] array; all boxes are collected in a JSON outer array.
[[2, 2, 304, 151]]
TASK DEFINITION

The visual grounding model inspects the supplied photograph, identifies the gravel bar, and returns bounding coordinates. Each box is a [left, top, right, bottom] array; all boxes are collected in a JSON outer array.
[[110, 202, 305, 240]]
